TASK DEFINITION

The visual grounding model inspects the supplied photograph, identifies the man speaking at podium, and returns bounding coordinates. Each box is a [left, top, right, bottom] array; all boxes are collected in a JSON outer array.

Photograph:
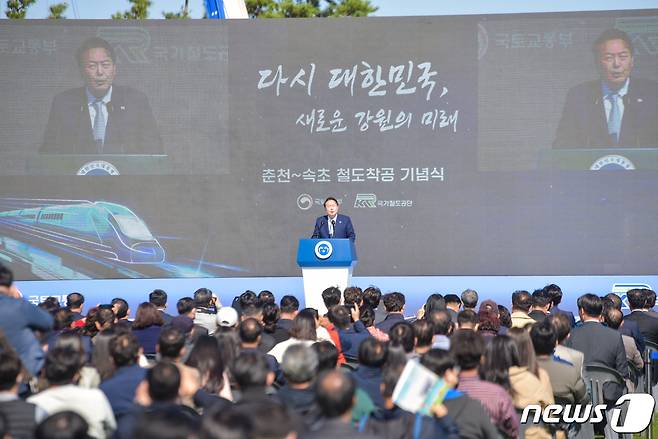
[[311, 197, 356, 242]]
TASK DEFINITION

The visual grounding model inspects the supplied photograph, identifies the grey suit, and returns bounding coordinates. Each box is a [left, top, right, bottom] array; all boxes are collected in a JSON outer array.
[[537, 356, 589, 405], [565, 321, 629, 400]]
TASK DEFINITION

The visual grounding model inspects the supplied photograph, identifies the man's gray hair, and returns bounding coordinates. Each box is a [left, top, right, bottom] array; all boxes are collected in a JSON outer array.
[[281, 344, 318, 384]]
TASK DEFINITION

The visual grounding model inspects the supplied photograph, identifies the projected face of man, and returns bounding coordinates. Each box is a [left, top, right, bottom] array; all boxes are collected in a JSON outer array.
[[324, 199, 339, 219], [597, 38, 633, 89], [81, 47, 116, 98]]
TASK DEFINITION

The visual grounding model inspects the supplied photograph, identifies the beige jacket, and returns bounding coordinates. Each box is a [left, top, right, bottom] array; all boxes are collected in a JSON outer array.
[[511, 311, 536, 329], [509, 366, 554, 439]]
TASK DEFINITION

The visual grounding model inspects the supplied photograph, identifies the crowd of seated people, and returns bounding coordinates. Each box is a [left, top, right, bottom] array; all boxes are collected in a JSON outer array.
[[0, 262, 657, 439]]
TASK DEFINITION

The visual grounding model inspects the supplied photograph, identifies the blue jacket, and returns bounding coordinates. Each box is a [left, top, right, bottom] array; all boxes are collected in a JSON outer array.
[[338, 321, 372, 360], [353, 365, 384, 408], [99, 364, 146, 418], [375, 313, 406, 335], [312, 213, 355, 242], [0, 296, 53, 376]]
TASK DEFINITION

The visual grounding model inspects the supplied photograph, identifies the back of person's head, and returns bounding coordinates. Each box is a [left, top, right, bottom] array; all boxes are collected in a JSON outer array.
[[176, 297, 195, 316], [481, 335, 519, 392], [477, 308, 500, 334], [544, 284, 563, 307], [381, 361, 405, 400], [231, 351, 270, 389], [531, 289, 552, 310], [508, 327, 539, 376], [149, 289, 168, 308], [316, 370, 355, 418], [239, 291, 258, 309], [185, 336, 225, 394], [529, 320, 557, 356], [147, 361, 180, 402], [132, 302, 165, 330], [358, 337, 388, 367], [547, 313, 571, 344], [577, 293, 603, 317], [200, 406, 252, 439], [111, 298, 129, 319], [133, 408, 198, 439], [0, 351, 22, 391], [389, 322, 414, 353], [241, 304, 263, 320], [343, 287, 363, 308], [289, 310, 317, 340], [461, 289, 478, 309], [258, 290, 275, 305], [53, 308, 74, 331], [511, 290, 532, 313], [382, 292, 405, 313], [45, 347, 81, 386], [359, 306, 376, 328], [627, 289, 647, 311], [261, 303, 280, 332], [419, 349, 456, 377], [109, 331, 140, 368], [498, 305, 512, 328], [444, 294, 462, 308], [39, 297, 61, 314], [604, 293, 623, 310], [279, 295, 299, 314], [424, 294, 445, 314], [645, 290, 657, 309], [194, 288, 214, 308], [362, 286, 382, 309], [426, 309, 452, 336], [457, 309, 478, 329], [158, 327, 186, 359], [0, 264, 13, 290], [313, 341, 339, 372], [450, 329, 484, 370], [321, 287, 341, 308], [412, 319, 434, 348], [35, 411, 90, 439], [604, 307, 624, 330], [66, 293, 84, 310], [281, 344, 318, 384], [239, 318, 262, 344], [245, 401, 295, 439], [327, 305, 352, 330]]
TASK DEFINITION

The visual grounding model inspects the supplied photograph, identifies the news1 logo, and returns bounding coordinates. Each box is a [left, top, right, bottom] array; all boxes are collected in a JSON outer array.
[[521, 394, 655, 433]]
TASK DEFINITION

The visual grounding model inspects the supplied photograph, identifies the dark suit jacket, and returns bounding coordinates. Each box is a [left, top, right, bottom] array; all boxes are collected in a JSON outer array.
[[312, 214, 355, 242], [528, 310, 548, 322], [302, 418, 379, 439], [40, 85, 162, 154], [565, 321, 629, 400], [375, 313, 405, 335], [99, 364, 146, 418], [553, 77, 658, 148], [624, 310, 658, 346], [619, 318, 645, 354], [552, 306, 576, 328]]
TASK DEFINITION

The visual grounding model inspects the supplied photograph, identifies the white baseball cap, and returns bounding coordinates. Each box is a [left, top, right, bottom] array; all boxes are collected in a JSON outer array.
[[216, 306, 239, 327]]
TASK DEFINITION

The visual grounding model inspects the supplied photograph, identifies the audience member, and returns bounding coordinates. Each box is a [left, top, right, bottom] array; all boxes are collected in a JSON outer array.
[[528, 290, 552, 322], [352, 338, 387, 408], [376, 292, 406, 334], [231, 351, 275, 404], [35, 411, 90, 439], [605, 293, 645, 353], [258, 290, 275, 305], [548, 313, 584, 376], [99, 332, 146, 419], [510, 290, 534, 329], [444, 294, 461, 323], [450, 330, 518, 438], [268, 310, 319, 362], [426, 309, 453, 350], [193, 288, 219, 335], [359, 307, 389, 342], [149, 289, 174, 325], [0, 264, 54, 376], [0, 351, 45, 439], [624, 288, 658, 345], [185, 336, 232, 407], [111, 298, 131, 328], [457, 309, 478, 330], [421, 349, 498, 439], [388, 322, 415, 358], [544, 284, 575, 327], [343, 286, 364, 313], [604, 308, 644, 377], [313, 341, 339, 372], [277, 344, 321, 431], [66, 293, 85, 322], [328, 305, 371, 360], [131, 302, 165, 356], [412, 319, 434, 356], [27, 347, 116, 438], [363, 286, 386, 325], [157, 327, 202, 405], [461, 289, 479, 310], [498, 305, 512, 329]]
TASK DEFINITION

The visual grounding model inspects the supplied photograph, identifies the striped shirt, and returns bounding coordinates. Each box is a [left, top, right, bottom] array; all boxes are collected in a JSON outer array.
[[457, 374, 519, 438]]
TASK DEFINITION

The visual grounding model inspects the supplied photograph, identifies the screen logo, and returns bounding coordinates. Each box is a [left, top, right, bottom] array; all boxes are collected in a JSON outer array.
[[590, 155, 635, 170], [297, 194, 314, 210], [354, 193, 377, 208], [314, 240, 333, 260], [77, 161, 120, 176]]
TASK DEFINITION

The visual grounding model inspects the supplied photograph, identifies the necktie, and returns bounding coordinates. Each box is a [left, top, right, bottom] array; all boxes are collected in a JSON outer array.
[[93, 99, 106, 152], [607, 93, 621, 144], [330, 219, 336, 238]]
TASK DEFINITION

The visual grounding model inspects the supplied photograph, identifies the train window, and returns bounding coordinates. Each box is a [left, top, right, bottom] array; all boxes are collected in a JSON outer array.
[[113, 215, 154, 241]]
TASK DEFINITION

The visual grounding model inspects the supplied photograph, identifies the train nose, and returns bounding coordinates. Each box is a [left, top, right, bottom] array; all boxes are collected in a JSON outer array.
[[130, 242, 165, 263]]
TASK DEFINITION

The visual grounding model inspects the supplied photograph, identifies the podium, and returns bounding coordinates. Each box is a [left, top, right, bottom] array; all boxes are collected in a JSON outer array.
[[297, 239, 358, 315]]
